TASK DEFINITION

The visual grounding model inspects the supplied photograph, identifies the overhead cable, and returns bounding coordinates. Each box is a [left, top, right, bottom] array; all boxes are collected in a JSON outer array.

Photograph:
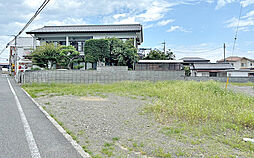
[[0, 0, 50, 56]]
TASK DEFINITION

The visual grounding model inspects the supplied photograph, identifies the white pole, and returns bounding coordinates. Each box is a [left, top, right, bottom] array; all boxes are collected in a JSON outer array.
[[66, 36, 69, 46]]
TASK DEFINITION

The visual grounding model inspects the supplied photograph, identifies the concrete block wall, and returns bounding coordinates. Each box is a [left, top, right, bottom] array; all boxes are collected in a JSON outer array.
[[97, 66, 128, 72], [185, 76, 254, 83], [21, 70, 185, 84], [21, 70, 254, 84]]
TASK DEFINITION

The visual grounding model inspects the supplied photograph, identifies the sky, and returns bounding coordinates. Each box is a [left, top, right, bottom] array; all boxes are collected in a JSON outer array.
[[0, 0, 254, 63]]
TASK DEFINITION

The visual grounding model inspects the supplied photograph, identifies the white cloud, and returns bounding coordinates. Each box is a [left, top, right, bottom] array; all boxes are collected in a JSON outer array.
[[214, 0, 254, 9], [113, 17, 138, 24], [215, 0, 236, 10], [108, 0, 177, 26], [23, 0, 44, 8], [113, 14, 126, 19], [136, 1, 176, 22], [143, 19, 175, 28], [242, 10, 254, 18], [241, 0, 254, 7], [226, 10, 254, 31], [167, 25, 189, 33], [45, 18, 87, 26], [157, 19, 175, 26], [0, 36, 15, 59], [247, 50, 254, 54]]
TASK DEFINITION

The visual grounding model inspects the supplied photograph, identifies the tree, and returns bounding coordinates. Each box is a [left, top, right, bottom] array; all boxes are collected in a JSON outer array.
[[57, 45, 80, 69], [144, 49, 165, 60], [84, 39, 110, 63], [31, 43, 59, 69], [184, 66, 191, 76], [144, 48, 175, 60], [31, 43, 81, 69], [107, 38, 139, 68], [165, 49, 175, 60]]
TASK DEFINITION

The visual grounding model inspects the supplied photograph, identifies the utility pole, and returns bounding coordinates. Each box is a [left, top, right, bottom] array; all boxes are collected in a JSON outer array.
[[0, 0, 50, 78], [14, 36, 17, 76], [224, 43, 226, 62], [162, 40, 166, 54]]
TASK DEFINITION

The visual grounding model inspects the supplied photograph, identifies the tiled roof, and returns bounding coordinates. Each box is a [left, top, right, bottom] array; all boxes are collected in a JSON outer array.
[[27, 24, 143, 33], [180, 57, 207, 60], [217, 56, 254, 62], [138, 60, 183, 63], [180, 57, 210, 62], [193, 63, 234, 70]]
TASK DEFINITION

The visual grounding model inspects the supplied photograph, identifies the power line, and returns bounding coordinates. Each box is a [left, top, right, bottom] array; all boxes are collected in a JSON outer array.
[[232, 3, 243, 55], [17, 0, 50, 37], [0, 0, 50, 56]]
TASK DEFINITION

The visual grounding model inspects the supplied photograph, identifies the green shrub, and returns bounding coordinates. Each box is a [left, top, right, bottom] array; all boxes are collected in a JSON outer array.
[[84, 39, 110, 63], [73, 65, 84, 69]]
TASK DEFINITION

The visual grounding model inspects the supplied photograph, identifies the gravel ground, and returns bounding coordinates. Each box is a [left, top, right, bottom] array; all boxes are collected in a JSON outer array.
[[228, 85, 254, 97], [34, 92, 253, 157], [35, 94, 183, 157]]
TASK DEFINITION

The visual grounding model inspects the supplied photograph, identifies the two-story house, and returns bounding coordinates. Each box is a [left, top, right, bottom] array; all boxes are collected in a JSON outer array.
[[217, 56, 254, 70]]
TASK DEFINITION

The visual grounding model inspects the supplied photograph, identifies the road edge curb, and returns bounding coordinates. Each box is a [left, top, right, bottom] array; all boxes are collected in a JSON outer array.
[[21, 88, 91, 158]]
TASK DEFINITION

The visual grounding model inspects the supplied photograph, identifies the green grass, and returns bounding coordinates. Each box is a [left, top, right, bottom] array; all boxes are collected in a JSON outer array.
[[23, 81, 254, 157], [23, 81, 254, 128], [101, 142, 114, 157]]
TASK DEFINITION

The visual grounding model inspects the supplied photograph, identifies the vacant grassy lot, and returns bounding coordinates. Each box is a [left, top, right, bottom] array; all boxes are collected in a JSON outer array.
[[23, 81, 254, 157]]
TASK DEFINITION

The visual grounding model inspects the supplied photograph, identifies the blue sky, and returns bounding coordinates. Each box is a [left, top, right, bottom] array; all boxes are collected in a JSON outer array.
[[0, 0, 254, 63]]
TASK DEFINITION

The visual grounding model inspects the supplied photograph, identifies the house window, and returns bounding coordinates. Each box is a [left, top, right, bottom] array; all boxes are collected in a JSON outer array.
[[78, 42, 83, 52], [231, 63, 234, 66], [59, 41, 66, 45], [209, 72, 217, 77], [241, 63, 245, 67], [251, 63, 253, 66]]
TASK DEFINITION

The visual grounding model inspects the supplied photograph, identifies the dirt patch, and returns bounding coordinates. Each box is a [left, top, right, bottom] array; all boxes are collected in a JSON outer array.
[[36, 94, 187, 157], [79, 96, 108, 101], [228, 85, 254, 97]]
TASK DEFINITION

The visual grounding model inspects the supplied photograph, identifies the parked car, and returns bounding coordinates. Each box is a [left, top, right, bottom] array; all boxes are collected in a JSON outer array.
[[1, 68, 9, 74]]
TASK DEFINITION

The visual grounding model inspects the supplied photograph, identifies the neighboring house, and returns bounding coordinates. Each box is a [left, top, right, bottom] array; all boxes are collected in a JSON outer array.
[[138, 48, 152, 59], [26, 24, 144, 55], [227, 69, 254, 77], [191, 63, 234, 77], [180, 57, 210, 66], [0, 63, 9, 69], [9, 37, 35, 73], [135, 60, 183, 71], [217, 56, 254, 70]]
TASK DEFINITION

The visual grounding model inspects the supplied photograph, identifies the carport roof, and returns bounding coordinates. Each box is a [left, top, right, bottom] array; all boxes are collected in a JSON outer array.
[[193, 63, 234, 70]]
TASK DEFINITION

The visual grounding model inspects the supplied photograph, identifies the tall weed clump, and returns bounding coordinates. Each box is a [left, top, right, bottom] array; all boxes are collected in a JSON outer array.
[[146, 81, 254, 128]]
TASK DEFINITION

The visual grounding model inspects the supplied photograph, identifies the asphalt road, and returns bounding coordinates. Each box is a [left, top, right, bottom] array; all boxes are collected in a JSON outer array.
[[0, 74, 83, 158]]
